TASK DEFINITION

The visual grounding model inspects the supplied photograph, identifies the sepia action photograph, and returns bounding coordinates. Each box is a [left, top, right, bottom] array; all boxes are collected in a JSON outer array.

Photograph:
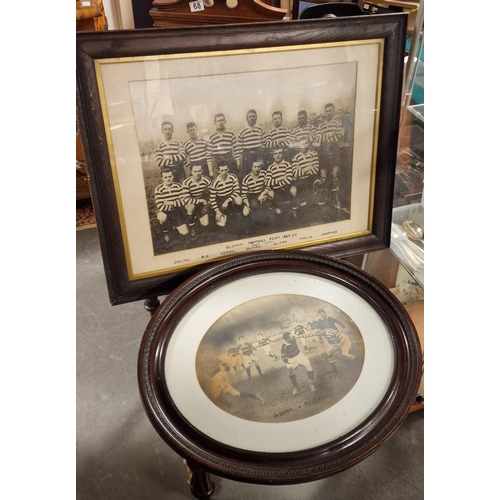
[[195, 294, 365, 424], [160, 264, 399, 454]]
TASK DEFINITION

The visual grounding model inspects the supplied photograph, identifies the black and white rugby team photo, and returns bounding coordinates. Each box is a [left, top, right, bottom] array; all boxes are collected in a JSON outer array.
[[130, 59, 358, 256]]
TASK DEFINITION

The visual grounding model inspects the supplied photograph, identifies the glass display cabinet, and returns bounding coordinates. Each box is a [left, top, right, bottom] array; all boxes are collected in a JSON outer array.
[[390, 0, 424, 288], [386, 1, 424, 410]]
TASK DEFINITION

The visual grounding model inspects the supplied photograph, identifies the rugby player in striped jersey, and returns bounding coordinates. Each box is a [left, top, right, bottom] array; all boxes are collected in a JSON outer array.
[[238, 110, 265, 178], [181, 164, 211, 231], [209, 164, 243, 228], [241, 161, 270, 217], [257, 332, 278, 361], [154, 169, 189, 242], [264, 110, 293, 164], [263, 148, 296, 216], [155, 121, 187, 183], [238, 336, 263, 378], [208, 113, 241, 176], [317, 103, 344, 204], [291, 137, 320, 208], [183, 122, 213, 178], [291, 110, 319, 158]]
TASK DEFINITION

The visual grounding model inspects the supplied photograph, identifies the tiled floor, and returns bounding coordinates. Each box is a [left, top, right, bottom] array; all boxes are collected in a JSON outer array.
[[76, 227, 424, 499]]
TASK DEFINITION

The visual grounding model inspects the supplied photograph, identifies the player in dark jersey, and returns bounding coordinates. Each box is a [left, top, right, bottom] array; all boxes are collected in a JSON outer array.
[[317, 309, 344, 330], [281, 331, 315, 395], [311, 310, 354, 371]]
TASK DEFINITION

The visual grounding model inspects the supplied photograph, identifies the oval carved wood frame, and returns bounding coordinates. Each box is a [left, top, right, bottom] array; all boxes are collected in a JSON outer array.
[[138, 251, 422, 485]]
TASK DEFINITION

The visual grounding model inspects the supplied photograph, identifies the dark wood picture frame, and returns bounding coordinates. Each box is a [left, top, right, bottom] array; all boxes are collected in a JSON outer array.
[[138, 251, 422, 498], [76, 14, 407, 305]]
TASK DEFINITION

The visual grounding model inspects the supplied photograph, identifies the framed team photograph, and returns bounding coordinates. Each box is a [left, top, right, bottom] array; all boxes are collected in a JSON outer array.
[[138, 252, 422, 491], [76, 14, 407, 305]]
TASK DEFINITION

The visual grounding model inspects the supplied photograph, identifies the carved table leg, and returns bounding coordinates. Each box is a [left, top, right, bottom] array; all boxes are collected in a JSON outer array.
[[144, 297, 160, 317], [184, 459, 215, 499]]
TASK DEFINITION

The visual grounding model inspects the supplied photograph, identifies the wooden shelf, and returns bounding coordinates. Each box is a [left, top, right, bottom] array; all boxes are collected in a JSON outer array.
[[405, 302, 424, 412], [77, 166, 91, 201], [150, 0, 288, 28], [76, 1, 105, 202]]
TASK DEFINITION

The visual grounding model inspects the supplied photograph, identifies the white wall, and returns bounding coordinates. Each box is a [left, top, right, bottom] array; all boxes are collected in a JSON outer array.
[[103, 0, 135, 29]]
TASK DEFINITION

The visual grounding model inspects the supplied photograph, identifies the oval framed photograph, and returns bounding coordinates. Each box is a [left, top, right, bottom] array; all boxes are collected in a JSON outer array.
[[138, 251, 422, 486]]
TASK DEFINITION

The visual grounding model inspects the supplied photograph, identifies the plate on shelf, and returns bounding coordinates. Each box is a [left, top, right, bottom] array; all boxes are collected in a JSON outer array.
[[390, 204, 424, 287]]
